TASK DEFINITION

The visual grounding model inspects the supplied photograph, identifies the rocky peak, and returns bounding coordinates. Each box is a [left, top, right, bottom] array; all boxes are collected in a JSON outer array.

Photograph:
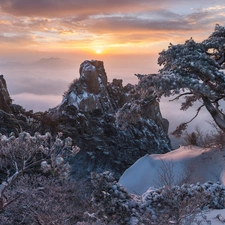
[[0, 75, 12, 113], [57, 60, 130, 114], [112, 79, 123, 89], [79, 60, 107, 94]]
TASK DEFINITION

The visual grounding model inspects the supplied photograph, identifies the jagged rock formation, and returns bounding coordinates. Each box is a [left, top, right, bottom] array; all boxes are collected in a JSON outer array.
[[0, 75, 12, 113], [0, 61, 171, 178], [0, 75, 21, 135], [57, 60, 130, 114], [50, 60, 171, 178]]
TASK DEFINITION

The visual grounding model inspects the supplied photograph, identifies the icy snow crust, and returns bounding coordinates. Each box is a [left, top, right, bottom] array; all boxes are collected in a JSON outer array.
[[197, 209, 225, 224], [119, 145, 225, 195]]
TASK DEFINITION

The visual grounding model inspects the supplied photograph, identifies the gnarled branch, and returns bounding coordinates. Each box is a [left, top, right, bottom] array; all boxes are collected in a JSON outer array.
[[171, 104, 204, 138]]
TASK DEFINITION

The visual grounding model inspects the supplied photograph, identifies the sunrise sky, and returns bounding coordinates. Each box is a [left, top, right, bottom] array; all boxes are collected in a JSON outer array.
[[0, 0, 225, 132], [1, 0, 225, 59]]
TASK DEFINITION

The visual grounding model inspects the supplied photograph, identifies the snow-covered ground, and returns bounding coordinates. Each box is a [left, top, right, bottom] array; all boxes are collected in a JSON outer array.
[[196, 209, 225, 224], [119, 145, 225, 223], [119, 145, 225, 195]]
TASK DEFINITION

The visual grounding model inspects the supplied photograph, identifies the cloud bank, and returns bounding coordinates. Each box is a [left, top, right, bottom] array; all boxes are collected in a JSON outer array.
[[0, 0, 224, 53]]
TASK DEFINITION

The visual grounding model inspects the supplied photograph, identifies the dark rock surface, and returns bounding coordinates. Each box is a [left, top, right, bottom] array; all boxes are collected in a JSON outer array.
[[0, 110, 21, 135], [0, 75, 21, 135], [0, 75, 12, 113]]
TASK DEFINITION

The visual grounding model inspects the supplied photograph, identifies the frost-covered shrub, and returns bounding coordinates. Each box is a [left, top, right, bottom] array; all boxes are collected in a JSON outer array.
[[115, 102, 141, 130], [90, 171, 142, 225], [63, 78, 79, 97], [0, 131, 80, 213], [88, 172, 225, 225], [142, 181, 225, 224], [183, 124, 225, 149], [0, 175, 92, 225]]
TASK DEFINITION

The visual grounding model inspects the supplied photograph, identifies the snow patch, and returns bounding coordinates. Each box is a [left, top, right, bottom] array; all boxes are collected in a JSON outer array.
[[119, 145, 225, 195], [196, 209, 225, 224]]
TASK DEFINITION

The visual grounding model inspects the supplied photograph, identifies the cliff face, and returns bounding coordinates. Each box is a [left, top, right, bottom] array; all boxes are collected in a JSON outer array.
[[0, 75, 21, 135], [51, 60, 171, 178], [0, 75, 12, 113]]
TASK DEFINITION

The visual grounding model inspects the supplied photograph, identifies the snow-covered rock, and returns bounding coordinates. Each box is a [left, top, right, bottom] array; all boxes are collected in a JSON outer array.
[[49, 60, 171, 178], [57, 60, 119, 113], [119, 145, 225, 194]]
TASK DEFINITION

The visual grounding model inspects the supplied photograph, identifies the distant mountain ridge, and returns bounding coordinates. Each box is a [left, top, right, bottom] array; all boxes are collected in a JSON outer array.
[[32, 57, 74, 68], [0, 57, 74, 69]]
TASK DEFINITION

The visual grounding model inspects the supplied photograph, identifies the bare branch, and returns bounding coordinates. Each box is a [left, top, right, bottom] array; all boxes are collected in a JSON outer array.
[[169, 92, 193, 102], [185, 104, 205, 124], [0, 171, 20, 198], [2, 192, 23, 210], [172, 104, 204, 138]]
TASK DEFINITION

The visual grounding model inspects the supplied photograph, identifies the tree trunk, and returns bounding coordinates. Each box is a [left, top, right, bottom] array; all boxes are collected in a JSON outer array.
[[202, 96, 225, 132], [0, 170, 21, 211]]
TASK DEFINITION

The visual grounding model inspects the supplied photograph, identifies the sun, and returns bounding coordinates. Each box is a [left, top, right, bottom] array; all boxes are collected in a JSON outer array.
[[96, 49, 102, 54]]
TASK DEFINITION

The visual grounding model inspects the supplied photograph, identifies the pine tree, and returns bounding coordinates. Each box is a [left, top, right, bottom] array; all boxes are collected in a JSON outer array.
[[136, 24, 225, 136]]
